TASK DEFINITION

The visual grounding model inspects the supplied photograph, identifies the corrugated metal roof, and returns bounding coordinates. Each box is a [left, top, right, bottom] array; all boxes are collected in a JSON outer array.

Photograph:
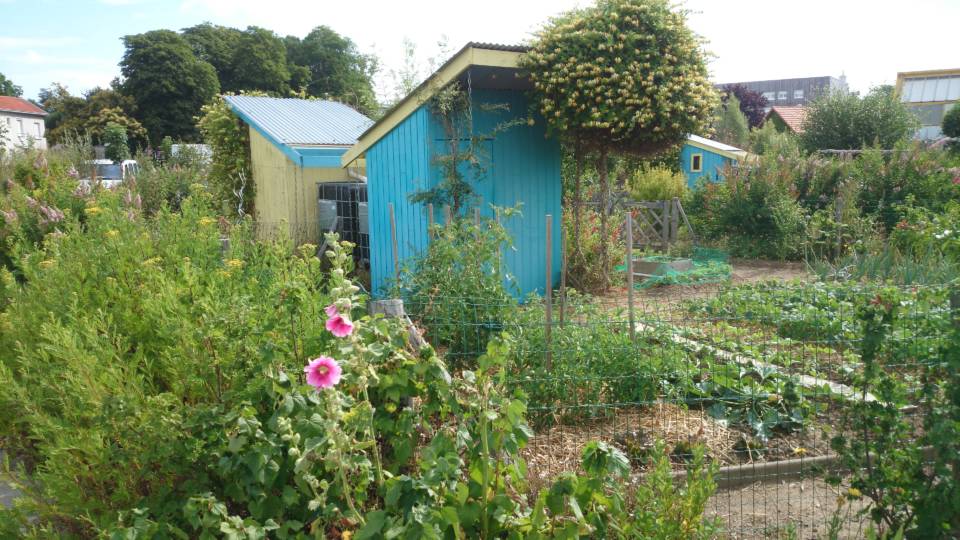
[[687, 134, 747, 154], [464, 42, 530, 53], [224, 95, 373, 146]]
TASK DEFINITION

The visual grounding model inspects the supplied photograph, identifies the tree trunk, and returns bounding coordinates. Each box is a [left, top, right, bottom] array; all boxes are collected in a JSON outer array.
[[598, 145, 610, 291], [572, 142, 584, 265]]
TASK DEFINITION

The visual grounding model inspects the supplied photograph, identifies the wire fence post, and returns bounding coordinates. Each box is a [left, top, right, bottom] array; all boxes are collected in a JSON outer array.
[[545, 213, 553, 371], [626, 212, 636, 342], [444, 204, 452, 226], [388, 203, 399, 286]]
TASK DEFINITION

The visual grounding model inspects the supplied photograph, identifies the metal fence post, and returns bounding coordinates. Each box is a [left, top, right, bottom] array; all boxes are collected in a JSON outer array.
[[559, 223, 567, 328], [626, 212, 636, 342], [545, 214, 553, 371]]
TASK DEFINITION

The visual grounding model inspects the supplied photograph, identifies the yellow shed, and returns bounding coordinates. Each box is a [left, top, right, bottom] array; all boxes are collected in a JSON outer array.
[[224, 95, 372, 244]]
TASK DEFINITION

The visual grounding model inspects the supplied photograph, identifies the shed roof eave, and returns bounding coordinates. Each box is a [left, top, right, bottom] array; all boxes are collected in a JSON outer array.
[[340, 44, 525, 167]]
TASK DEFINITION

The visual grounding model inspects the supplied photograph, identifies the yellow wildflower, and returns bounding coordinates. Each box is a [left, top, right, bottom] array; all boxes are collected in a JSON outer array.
[[225, 259, 244, 269], [198, 217, 216, 226], [142, 257, 162, 267], [792, 447, 807, 456], [39, 259, 55, 269], [218, 270, 232, 278], [106, 229, 119, 239], [847, 487, 862, 499], [85, 206, 103, 216]]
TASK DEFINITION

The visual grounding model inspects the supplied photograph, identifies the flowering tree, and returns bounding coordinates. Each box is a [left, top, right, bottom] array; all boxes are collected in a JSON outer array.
[[523, 0, 716, 287]]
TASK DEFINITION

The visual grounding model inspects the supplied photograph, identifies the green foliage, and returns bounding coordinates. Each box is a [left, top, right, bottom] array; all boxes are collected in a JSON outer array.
[[0, 72, 23, 97], [39, 84, 143, 146], [687, 171, 807, 260], [197, 95, 253, 216], [229, 26, 292, 94], [749, 121, 801, 158], [522, 0, 716, 157], [400, 214, 517, 366], [943, 103, 960, 138], [712, 94, 750, 149], [889, 200, 960, 262], [103, 122, 131, 162], [627, 163, 687, 201], [120, 29, 220, 142], [829, 287, 960, 538], [284, 26, 379, 116], [801, 87, 917, 152], [562, 186, 626, 292]]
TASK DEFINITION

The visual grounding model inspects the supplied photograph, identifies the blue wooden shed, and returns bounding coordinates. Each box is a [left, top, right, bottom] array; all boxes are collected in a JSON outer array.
[[680, 134, 749, 188], [340, 43, 562, 298]]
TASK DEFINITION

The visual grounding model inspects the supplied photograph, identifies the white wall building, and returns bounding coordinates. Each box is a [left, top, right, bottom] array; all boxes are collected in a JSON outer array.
[[0, 96, 48, 151]]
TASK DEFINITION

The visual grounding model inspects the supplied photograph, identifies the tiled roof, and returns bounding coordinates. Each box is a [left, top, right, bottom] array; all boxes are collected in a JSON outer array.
[[0, 96, 47, 116], [224, 95, 373, 146], [767, 106, 808, 133]]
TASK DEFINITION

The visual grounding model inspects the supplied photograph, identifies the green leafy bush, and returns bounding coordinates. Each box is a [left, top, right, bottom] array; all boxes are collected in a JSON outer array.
[[627, 164, 687, 202], [197, 94, 253, 216], [800, 87, 917, 152], [400, 213, 518, 366]]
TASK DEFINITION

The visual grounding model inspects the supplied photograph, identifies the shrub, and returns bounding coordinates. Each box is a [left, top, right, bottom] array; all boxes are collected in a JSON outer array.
[[197, 94, 253, 216], [399, 213, 518, 366], [103, 122, 131, 162], [563, 187, 626, 292], [628, 164, 688, 202], [748, 121, 801, 159], [943, 103, 960, 138]]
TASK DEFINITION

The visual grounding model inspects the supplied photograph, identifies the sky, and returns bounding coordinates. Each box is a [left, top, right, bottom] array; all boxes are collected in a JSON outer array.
[[1, 0, 959, 103]]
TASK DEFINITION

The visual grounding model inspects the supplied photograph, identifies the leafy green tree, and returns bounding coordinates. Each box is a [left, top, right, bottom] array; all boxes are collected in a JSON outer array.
[[229, 27, 291, 94], [285, 26, 378, 115], [120, 30, 219, 143], [943, 103, 960, 138], [103, 122, 131, 162], [84, 107, 147, 146], [182, 23, 242, 90], [801, 86, 917, 152], [38, 83, 87, 144], [0, 72, 22, 97], [523, 0, 716, 288], [712, 94, 750, 148]]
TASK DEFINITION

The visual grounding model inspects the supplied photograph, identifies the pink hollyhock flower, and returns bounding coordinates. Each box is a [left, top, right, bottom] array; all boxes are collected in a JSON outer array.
[[326, 313, 354, 337], [304, 356, 342, 389], [325, 304, 339, 317]]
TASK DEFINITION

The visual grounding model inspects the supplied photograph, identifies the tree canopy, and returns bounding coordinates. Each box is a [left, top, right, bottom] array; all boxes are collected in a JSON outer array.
[[120, 29, 220, 143], [522, 0, 716, 157], [721, 84, 768, 129], [285, 26, 379, 116], [942, 103, 960, 139], [800, 86, 917, 152], [0, 72, 23, 97], [711, 94, 750, 148]]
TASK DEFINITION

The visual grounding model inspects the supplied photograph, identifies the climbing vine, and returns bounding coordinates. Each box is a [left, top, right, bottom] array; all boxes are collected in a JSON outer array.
[[197, 95, 254, 217]]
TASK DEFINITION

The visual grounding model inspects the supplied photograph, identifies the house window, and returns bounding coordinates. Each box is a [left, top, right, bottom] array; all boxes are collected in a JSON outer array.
[[762, 91, 776, 101], [690, 153, 703, 173], [34, 122, 41, 137], [794, 89, 804, 100], [16, 119, 23, 133], [777, 91, 788, 100]]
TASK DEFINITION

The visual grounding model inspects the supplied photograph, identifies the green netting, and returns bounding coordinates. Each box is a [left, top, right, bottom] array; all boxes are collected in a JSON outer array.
[[615, 246, 732, 288]]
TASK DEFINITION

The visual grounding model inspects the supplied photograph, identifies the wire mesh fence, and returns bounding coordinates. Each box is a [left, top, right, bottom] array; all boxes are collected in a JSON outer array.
[[399, 279, 958, 539]]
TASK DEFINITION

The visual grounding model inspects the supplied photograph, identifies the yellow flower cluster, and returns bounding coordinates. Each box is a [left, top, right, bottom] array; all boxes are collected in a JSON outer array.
[[106, 229, 120, 239], [198, 217, 216, 226], [225, 259, 244, 269], [39, 259, 56, 269], [85, 206, 103, 216], [142, 257, 162, 267]]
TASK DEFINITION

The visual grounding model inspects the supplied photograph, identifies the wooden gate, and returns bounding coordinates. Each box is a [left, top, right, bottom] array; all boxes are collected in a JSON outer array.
[[627, 198, 694, 250]]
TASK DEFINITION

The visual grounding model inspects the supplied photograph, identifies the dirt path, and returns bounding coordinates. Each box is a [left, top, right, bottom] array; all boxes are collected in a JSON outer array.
[[709, 477, 870, 540]]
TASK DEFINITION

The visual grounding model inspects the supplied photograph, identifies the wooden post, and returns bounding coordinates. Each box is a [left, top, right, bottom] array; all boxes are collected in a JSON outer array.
[[388, 203, 399, 285], [444, 204, 452, 226], [545, 214, 553, 370], [219, 236, 230, 257], [474, 207, 481, 226], [661, 200, 670, 250], [671, 197, 680, 245], [559, 223, 567, 327], [427, 203, 434, 233], [834, 195, 844, 260], [626, 213, 636, 342]]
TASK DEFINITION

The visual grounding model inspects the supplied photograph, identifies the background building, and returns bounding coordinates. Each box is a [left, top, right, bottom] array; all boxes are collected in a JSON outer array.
[[717, 75, 848, 109], [0, 96, 47, 151], [896, 68, 960, 140]]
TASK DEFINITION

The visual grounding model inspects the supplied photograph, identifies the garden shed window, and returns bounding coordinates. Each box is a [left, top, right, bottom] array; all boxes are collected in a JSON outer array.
[[691, 153, 703, 172]]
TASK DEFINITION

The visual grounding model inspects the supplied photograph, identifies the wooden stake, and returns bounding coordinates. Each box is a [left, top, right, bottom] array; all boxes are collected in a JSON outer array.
[[474, 207, 480, 226], [388, 203, 399, 285], [545, 214, 553, 370], [626, 213, 636, 342], [427, 203, 434, 233], [671, 197, 680, 245], [444, 204, 452, 226], [661, 200, 670, 250]]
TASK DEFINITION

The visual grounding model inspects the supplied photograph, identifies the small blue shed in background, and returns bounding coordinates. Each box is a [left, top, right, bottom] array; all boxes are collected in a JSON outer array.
[[340, 43, 562, 298], [680, 134, 749, 188]]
